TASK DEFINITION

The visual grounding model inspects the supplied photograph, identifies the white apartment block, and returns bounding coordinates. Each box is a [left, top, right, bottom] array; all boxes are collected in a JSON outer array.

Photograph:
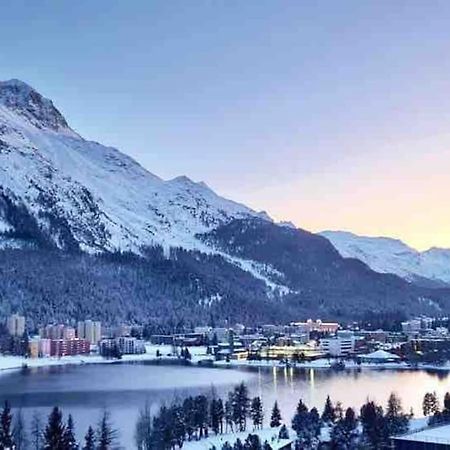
[[320, 331, 355, 356], [77, 320, 102, 344], [6, 314, 25, 337]]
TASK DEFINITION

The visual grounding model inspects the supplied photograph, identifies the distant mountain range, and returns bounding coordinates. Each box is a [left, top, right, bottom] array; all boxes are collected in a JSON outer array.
[[320, 231, 450, 287], [1, 79, 450, 327]]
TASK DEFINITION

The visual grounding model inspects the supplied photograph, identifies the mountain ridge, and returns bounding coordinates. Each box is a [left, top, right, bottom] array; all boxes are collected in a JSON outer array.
[[321, 230, 450, 286], [1, 79, 450, 326]]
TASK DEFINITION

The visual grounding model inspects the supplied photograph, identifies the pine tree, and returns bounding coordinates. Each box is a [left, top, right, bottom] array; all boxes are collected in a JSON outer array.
[[83, 426, 95, 450], [444, 392, 450, 421], [194, 395, 209, 438], [278, 424, 289, 439], [423, 392, 440, 416], [135, 403, 152, 450], [360, 400, 387, 448], [225, 396, 234, 433], [211, 399, 223, 435], [13, 409, 27, 450], [63, 414, 78, 449], [216, 398, 224, 434], [232, 384, 250, 432], [309, 407, 322, 438], [44, 407, 66, 450], [171, 404, 186, 447], [96, 410, 118, 450], [386, 393, 409, 436], [183, 397, 196, 440], [270, 401, 282, 428], [0, 401, 14, 450], [330, 407, 358, 450], [250, 397, 263, 430], [335, 401, 344, 421], [30, 411, 43, 450], [291, 399, 308, 435], [322, 395, 336, 423], [244, 434, 261, 450]]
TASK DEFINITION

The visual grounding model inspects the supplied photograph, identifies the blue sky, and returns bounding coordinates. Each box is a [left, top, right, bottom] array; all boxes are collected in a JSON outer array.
[[2, 0, 450, 249]]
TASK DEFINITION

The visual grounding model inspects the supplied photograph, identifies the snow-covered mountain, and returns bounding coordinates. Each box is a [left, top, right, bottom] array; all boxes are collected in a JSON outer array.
[[320, 230, 450, 286], [3, 79, 450, 325], [0, 79, 268, 253]]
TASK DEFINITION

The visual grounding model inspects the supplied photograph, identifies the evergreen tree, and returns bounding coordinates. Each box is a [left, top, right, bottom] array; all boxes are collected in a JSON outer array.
[[30, 411, 43, 450], [96, 411, 118, 450], [278, 424, 289, 439], [292, 400, 319, 447], [244, 434, 261, 450], [83, 426, 96, 450], [335, 401, 344, 422], [135, 403, 152, 450], [63, 414, 78, 449], [309, 407, 322, 438], [171, 404, 186, 447], [194, 395, 209, 438], [291, 399, 308, 435], [13, 409, 27, 450], [44, 407, 66, 450], [0, 401, 14, 450], [360, 400, 387, 449], [385, 393, 409, 436], [250, 397, 263, 430], [444, 392, 450, 421], [232, 384, 250, 432], [330, 407, 358, 450], [270, 401, 282, 428], [183, 397, 196, 440], [225, 397, 234, 433], [211, 398, 225, 435], [423, 392, 440, 416], [233, 438, 244, 450], [322, 395, 336, 423], [216, 398, 224, 434]]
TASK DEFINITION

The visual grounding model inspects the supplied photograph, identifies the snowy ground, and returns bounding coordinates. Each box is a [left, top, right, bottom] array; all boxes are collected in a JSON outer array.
[[0, 344, 212, 373], [183, 427, 293, 449]]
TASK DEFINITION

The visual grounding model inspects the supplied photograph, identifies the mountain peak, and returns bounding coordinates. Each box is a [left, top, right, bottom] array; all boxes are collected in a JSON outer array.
[[0, 79, 69, 131]]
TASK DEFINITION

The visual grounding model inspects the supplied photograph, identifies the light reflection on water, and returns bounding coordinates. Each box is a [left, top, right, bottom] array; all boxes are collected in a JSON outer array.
[[0, 362, 449, 447]]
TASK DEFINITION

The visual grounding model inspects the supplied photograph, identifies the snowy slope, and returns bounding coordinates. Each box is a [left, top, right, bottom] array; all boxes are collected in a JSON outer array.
[[320, 230, 450, 285], [0, 79, 268, 254]]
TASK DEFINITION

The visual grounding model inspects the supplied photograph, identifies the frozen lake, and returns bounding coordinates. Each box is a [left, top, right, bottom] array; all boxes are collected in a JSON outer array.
[[1, 362, 450, 447]]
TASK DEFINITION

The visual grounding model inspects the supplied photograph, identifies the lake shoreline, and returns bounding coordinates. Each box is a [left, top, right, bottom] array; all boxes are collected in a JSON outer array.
[[1, 344, 450, 375]]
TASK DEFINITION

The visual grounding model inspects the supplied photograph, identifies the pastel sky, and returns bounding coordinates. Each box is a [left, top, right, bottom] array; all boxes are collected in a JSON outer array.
[[1, 0, 450, 250]]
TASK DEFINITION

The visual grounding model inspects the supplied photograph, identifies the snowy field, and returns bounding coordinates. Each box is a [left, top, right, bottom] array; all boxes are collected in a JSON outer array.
[[183, 427, 293, 449], [0, 344, 212, 373]]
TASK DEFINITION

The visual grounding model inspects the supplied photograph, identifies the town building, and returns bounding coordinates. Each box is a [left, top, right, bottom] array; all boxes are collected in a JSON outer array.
[[100, 337, 146, 355], [50, 338, 90, 357], [28, 337, 52, 358], [28, 338, 40, 358], [358, 349, 401, 364], [77, 320, 102, 344], [117, 336, 145, 354], [6, 314, 25, 337], [319, 331, 355, 356], [40, 324, 65, 340], [392, 423, 450, 449], [39, 338, 51, 357], [291, 319, 339, 335]]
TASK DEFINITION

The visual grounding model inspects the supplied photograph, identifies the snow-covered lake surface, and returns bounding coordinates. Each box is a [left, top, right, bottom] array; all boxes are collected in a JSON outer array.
[[1, 360, 450, 448]]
